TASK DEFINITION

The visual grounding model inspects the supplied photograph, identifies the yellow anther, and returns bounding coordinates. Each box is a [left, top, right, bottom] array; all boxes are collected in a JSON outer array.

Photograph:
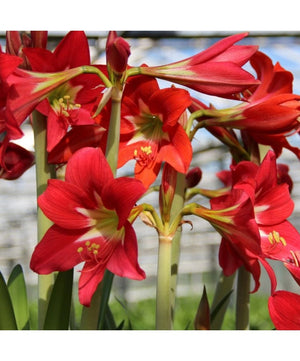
[[63, 95, 71, 100], [62, 110, 70, 117], [290, 250, 299, 267], [268, 230, 287, 246], [77, 247, 83, 253], [58, 97, 64, 103], [134, 149, 138, 157], [141, 146, 152, 155], [93, 250, 98, 255], [85, 241, 91, 246]]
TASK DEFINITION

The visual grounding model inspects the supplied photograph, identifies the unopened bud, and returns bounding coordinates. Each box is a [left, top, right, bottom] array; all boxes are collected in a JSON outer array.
[[185, 167, 202, 188], [106, 31, 131, 75]]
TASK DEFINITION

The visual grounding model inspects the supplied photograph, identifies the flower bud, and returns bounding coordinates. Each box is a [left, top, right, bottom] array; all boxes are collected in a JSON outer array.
[[185, 167, 202, 188], [106, 31, 130, 75], [0, 141, 34, 180]]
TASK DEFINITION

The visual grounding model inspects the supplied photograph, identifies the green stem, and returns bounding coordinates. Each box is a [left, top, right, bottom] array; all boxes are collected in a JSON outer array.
[[169, 172, 186, 323], [32, 110, 56, 329], [235, 266, 250, 330], [105, 87, 122, 175], [156, 236, 173, 330], [210, 272, 235, 330]]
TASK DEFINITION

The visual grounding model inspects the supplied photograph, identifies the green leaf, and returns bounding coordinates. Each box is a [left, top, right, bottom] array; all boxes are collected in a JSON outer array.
[[103, 304, 117, 330], [210, 289, 233, 324], [0, 272, 17, 330], [43, 269, 73, 330], [97, 270, 114, 330], [7, 264, 30, 330]]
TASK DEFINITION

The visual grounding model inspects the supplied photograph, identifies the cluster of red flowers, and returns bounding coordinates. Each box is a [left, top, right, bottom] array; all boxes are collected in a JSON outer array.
[[1, 31, 300, 329]]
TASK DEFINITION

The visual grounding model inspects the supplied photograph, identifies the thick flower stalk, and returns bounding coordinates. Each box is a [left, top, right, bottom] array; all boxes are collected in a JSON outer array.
[[30, 147, 146, 306]]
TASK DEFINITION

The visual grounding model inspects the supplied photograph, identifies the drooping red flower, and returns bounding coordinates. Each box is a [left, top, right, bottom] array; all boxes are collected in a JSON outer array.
[[193, 187, 267, 292], [118, 76, 193, 188], [136, 32, 259, 99], [30, 147, 146, 306], [192, 51, 300, 158], [268, 290, 300, 330]]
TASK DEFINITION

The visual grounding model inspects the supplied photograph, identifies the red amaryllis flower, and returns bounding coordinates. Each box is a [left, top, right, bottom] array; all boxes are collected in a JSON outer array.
[[118, 76, 193, 188], [193, 51, 300, 158], [30, 147, 146, 306], [135, 32, 259, 99], [193, 188, 268, 292], [268, 290, 300, 330], [7, 31, 105, 152]]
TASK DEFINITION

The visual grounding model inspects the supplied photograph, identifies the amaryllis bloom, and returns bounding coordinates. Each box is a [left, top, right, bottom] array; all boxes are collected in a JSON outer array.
[[268, 290, 300, 330], [191, 151, 299, 294], [7, 31, 106, 152], [118, 76, 193, 188], [106, 31, 131, 75], [134, 32, 259, 99], [30, 147, 146, 306], [191, 187, 268, 292], [192, 51, 300, 158]]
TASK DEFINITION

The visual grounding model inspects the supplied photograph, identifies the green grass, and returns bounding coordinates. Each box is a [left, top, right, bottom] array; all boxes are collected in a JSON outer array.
[[28, 292, 274, 330], [108, 293, 274, 330]]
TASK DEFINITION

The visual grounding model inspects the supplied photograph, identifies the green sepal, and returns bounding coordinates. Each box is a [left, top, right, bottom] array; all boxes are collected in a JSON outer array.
[[0, 272, 18, 330], [7, 264, 30, 330], [43, 269, 73, 330]]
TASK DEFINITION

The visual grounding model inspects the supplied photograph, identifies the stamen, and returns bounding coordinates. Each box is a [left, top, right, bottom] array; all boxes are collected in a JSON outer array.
[[267, 230, 287, 246], [133, 145, 154, 166], [290, 250, 299, 267]]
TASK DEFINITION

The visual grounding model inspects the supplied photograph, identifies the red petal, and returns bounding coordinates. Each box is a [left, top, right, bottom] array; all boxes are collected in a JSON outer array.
[[65, 147, 113, 197], [107, 223, 145, 280], [38, 179, 94, 229], [158, 124, 192, 174], [54, 31, 91, 69], [78, 262, 106, 307], [101, 178, 146, 227], [268, 291, 300, 330], [30, 225, 83, 274], [48, 125, 105, 164]]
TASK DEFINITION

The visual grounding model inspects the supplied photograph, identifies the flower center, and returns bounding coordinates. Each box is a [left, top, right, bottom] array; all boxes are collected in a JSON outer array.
[[133, 145, 155, 168], [48, 82, 82, 117]]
